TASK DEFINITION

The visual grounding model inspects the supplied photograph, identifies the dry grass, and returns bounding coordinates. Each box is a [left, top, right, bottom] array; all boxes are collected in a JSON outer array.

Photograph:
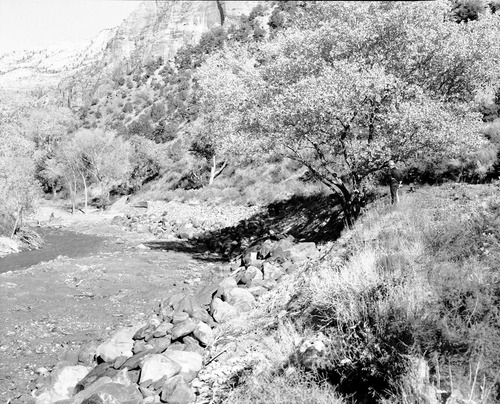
[[215, 184, 500, 403], [225, 370, 345, 404]]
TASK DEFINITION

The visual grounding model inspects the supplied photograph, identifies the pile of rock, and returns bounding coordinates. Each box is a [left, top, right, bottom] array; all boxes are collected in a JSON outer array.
[[31, 238, 322, 403], [110, 200, 261, 241]]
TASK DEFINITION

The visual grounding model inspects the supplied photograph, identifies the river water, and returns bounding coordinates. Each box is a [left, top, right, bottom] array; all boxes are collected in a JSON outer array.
[[0, 227, 110, 273]]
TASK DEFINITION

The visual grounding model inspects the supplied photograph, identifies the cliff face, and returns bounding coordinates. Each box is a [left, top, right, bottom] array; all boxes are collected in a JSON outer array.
[[0, 1, 260, 102], [103, 0, 260, 64]]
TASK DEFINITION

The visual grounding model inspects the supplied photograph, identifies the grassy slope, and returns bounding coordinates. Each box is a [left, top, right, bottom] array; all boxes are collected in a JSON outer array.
[[222, 183, 500, 403]]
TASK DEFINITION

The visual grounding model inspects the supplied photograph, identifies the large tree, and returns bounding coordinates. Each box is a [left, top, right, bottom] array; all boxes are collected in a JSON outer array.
[[197, 0, 499, 224]]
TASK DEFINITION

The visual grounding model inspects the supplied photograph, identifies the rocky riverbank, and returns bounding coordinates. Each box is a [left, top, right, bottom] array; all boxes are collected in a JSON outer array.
[[2, 195, 336, 404], [30, 236, 324, 404]]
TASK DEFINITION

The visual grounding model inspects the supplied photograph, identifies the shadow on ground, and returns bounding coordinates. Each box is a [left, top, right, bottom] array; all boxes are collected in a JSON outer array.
[[143, 193, 345, 262]]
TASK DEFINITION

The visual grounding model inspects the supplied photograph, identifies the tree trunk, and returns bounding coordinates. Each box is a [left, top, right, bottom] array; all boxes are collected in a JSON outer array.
[[10, 207, 22, 239], [208, 156, 227, 185], [81, 172, 88, 213]]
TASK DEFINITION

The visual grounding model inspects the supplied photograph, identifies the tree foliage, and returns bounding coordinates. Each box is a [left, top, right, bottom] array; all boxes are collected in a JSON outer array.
[[197, 0, 500, 223], [0, 125, 40, 236]]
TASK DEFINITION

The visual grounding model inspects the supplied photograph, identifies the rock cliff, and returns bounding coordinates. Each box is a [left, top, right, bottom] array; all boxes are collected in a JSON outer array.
[[0, 1, 260, 99]]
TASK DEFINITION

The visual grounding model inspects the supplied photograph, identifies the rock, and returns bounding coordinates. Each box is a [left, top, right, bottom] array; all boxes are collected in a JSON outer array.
[[174, 295, 212, 324], [251, 279, 277, 290], [110, 216, 124, 226], [171, 319, 197, 341], [139, 386, 156, 398], [287, 242, 320, 262], [133, 324, 156, 341], [171, 312, 190, 324], [241, 251, 258, 267], [297, 333, 327, 370], [163, 350, 203, 383], [119, 349, 155, 371], [169, 342, 186, 351], [113, 356, 128, 370], [210, 298, 238, 323], [152, 322, 174, 338], [109, 369, 132, 386], [96, 327, 139, 363], [139, 354, 181, 384], [143, 396, 161, 404], [239, 266, 263, 285], [262, 262, 284, 281], [224, 288, 255, 312], [34, 386, 66, 404], [247, 285, 267, 298], [76, 383, 142, 404], [193, 322, 214, 347], [217, 277, 237, 295], [62, 348, 80, 365], [133, 201, 148, 209], [78, 342, 98, 365], [149, 335, 172, 353], [160, 375, 195, 404], [132, 340, 149, 354], [74, 363, 117, 394], [268, 246, 291, 264], [180, 336, 203, 354], [71, 377, 113, 403], [258, 242, 274, 260], [196, 282, 220, 306], [51, 365, 89, 399]]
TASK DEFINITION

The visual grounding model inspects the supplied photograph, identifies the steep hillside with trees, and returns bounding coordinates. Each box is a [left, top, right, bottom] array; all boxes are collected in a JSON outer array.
[[2, 0, 500, 235]]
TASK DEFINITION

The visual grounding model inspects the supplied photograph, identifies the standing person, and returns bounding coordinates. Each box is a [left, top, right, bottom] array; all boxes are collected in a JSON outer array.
[[389, 160, 403, 205]]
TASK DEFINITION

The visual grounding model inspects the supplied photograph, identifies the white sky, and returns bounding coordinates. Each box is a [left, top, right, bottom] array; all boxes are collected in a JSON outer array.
[[0, 0, 140, 53]]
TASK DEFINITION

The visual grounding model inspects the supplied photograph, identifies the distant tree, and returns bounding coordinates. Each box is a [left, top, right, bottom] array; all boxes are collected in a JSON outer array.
[[0, 125, 40, 236]]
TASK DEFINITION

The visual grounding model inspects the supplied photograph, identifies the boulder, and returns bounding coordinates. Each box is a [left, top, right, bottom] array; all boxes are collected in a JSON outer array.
[[193, 322, 214, 347], [247, 286, 267, 298], [153, 322, 173, 338], [74, 363, 117, 394], [160, 375, 195, 404], [170, 319, 197, 341], [50, 365, 89, 399], [217, 277, 237, 296], [96, 327, 139, 363], [180, 336, 204, 354], [196, 282, 220, 306], [174, 295, 212, 324], [163, 350, 203, 382], [287, 242, 320, 262], [132, 340, 149, 354], [109, 369, 132, 387], [139, 354, 181, 384], [258, 242, 274, 260], [262, 262, 284, 281], [119, 349, 155, 371], [171, 312, 190, 324], [241, 251, 258, 267], [150, 336, 172, 353], [78, 342, 98, 365], [239, 266, 263, 285], [133, 324, 156, 341], [210, 298, 238, 323], [224, 288, 255, 312], [77, 383, 142, 404]]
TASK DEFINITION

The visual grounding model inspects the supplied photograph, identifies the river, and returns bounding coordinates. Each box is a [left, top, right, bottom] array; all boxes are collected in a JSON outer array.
[[0, 227, 111, 273]]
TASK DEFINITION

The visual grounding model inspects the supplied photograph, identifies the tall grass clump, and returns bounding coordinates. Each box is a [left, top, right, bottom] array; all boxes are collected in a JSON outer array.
[[280, 185, 500, 402]]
